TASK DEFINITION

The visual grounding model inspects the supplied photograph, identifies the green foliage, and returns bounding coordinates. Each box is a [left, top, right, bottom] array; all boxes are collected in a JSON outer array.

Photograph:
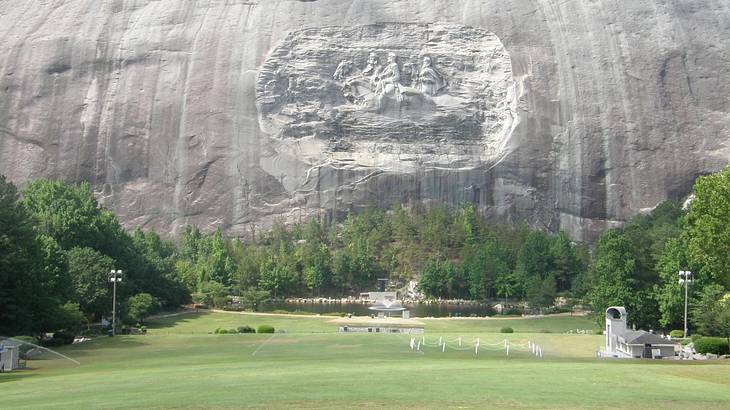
[[526, 273, 558, 311], [691, 285, 730, 342], [55, 302, 86, 331], [53, 330, 76, 345], [685, 167, 730, 288], [67, 247, 115, 321], [693, 337, 730, 355], [240, 288, 270, 311], [669, 330, 684, 338], [418, 258, 455, 299], [125, 293, 158, 324], [257, 325, 275, 334], [258, 255, 296, 298], [589, 230, 637, 324], [237, 326, 256, 334], [0, 175, 44, 335], [500, 326, 514, 333]]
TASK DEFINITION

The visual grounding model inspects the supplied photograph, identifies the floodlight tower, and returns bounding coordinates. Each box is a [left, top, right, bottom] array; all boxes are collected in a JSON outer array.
[[678, 270, 693, 338], [109, 270, 123, 336]]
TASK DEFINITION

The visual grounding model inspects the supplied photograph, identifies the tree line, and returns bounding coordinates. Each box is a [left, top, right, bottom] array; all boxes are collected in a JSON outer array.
[[2, 166, 730, 341]]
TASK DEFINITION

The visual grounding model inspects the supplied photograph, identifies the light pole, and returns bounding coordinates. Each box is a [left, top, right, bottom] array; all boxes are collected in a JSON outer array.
[[678, 270, 693, 338], [109, 269, 123, 336]]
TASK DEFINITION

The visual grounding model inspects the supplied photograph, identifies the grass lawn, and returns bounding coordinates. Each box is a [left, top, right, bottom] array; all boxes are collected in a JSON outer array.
[[2, 311, 729, 409]]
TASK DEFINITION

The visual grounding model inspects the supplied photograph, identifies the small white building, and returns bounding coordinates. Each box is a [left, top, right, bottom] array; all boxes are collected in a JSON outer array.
[[605, 306, 677, 359], [0, 341, 20, 371]]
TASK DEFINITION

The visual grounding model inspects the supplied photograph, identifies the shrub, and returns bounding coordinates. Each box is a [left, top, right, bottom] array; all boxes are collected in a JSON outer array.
[[237, 326, 256, 334], [42, 338, 65, 347], [691, 334, 704, 342], [693, 337, 730, 355], [52, 330, 76, 345], [257, 325, 275, 334], [228, 329, 237, 334], [500, 327, 514, 334], [669, 330, 684, 338]]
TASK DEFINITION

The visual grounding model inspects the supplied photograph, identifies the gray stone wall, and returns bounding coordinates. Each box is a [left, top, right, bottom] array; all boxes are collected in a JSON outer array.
[[1, 0, 728, 241]]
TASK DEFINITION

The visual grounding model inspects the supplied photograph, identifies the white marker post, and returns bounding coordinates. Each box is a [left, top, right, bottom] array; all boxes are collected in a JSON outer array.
[[506, 342, 510, 357], [439, 336, 442, 346], [410, 338, 415, 350], [459, 337, 462, 347], [443, 343, 446, 353]]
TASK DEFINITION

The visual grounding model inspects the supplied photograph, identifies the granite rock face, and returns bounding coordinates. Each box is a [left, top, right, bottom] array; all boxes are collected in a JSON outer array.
[[0, 0, 728, 241]]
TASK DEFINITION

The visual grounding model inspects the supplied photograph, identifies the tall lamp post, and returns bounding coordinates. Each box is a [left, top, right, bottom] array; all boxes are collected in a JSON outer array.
[[109, 269, 123, 336], [678, 270, 693, 338]]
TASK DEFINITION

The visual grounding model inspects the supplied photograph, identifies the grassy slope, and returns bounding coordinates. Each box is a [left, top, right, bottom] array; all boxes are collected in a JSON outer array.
[[2, 312, 729, 409]]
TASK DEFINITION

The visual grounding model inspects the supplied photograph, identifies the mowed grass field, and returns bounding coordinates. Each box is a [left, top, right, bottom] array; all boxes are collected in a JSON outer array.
[[2, 312, 730, 409]]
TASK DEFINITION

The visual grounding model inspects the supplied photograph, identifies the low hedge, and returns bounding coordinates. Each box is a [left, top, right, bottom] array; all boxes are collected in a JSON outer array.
[[257, 325, 275, 334], [669, 330, 684, 338], [237, 326, 256, 334], [500, 326, 514, 333], [693, 337, 730, 355]]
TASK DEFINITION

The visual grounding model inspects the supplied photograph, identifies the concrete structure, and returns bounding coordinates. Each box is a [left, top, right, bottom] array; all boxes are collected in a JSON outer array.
[[605, 307, 677, 359], [332, 317, 424, 334]]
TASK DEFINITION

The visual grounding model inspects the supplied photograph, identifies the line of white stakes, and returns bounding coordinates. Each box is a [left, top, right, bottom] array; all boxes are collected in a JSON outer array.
[[409, 337, 543, 358]]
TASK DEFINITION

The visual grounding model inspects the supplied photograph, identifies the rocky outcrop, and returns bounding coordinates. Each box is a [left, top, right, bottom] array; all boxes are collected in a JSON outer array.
[[1, 0, 728, 241]]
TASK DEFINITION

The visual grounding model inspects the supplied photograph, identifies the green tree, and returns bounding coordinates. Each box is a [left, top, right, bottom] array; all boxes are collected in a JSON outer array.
[[691, 285, 727, 338], [527, 273, 558, 311], [589, 230, 637, 325], [304, 244, 332, 295], [464, 241, 511, 300], [125, 293, 158, 324], [685, 167, 730, 288], [418, 258, 454, 299], [259, 256, 296, 298], [494, 272, 517, 311], [654, 238, 692, 329], [67, 247, 115, 321], [240, 288, 270, 311], [514, 231, 555, 296], [54, 302, 87, 331]]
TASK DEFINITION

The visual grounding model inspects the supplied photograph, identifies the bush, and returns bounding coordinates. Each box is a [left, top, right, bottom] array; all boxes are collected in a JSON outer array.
[[214, 327, 226, 334], [691, 334, 704, 342], [669, 330, 684, 338], [693, 337, 730, 355], [257, 325, 275, 334], [500, 327, 514, 334], [237, 326, 256, 334], [52, 330, 76, 345]]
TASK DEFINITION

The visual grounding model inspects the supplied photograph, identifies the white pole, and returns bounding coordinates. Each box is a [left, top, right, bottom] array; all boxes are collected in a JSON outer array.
[[506, 344, 510, 356], [112, 274, 117, 336], [443, 343, 446, 353], [459, 337, 462, 347], [684, 277, 689, 339], [475, 343, 479, 355], [417, 341, 421, 351], [439, 336, 442, 346]]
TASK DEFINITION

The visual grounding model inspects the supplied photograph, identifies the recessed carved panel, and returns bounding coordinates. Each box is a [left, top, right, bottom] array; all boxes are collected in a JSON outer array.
[[256, 23, 517, 162]]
